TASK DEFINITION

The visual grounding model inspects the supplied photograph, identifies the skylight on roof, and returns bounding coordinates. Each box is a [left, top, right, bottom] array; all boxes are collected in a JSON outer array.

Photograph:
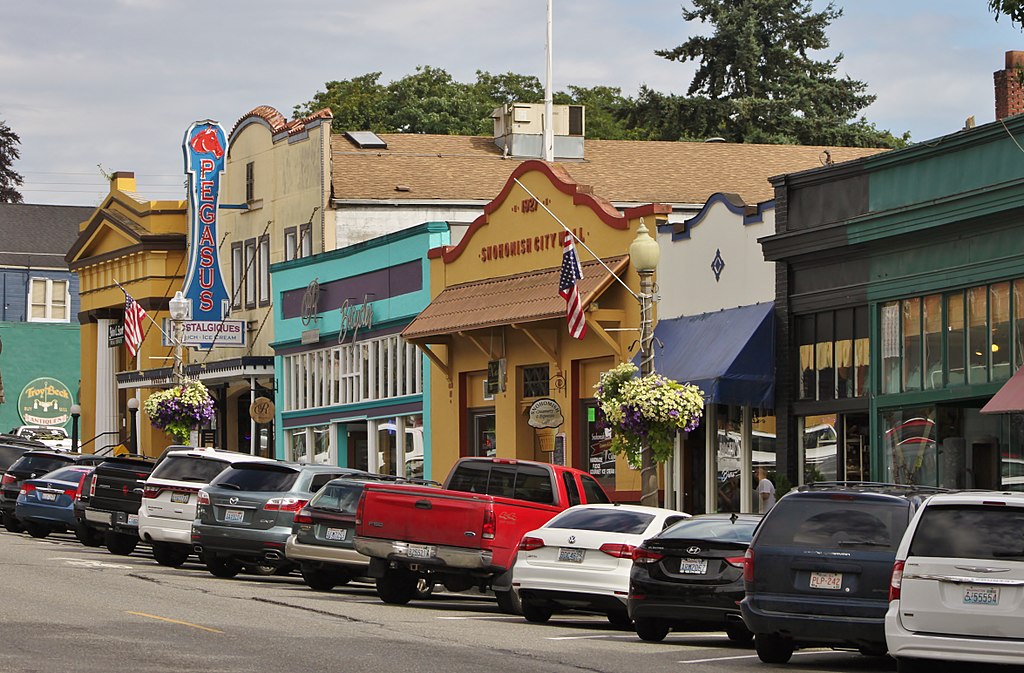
[[344, 131, 387, 149]]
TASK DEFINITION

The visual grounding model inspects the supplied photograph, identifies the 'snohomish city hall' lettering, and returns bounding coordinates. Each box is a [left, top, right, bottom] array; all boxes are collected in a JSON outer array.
[[480, 229, 586, 263]]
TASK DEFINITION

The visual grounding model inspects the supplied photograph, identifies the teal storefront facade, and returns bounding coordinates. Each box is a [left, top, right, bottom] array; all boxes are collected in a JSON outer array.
[[763, 113, 1024, 490], [270, 223, 452, 479]]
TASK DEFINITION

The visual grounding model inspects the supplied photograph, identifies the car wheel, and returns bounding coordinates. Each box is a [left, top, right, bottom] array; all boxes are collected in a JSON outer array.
[[3, 511, 23, 533], [896, 657, 930, 673], [755, 634, 795, 664], [494, 588, 521, 614], [75, 524, 104, 547], [301, 566, 337, 592], [606, 610, 633, 628], [521, 600, 553, 624], [105, 532, 138, 556], [376, 569, 419, 605], [204, 553, 242, 579], [22, 521, 50, 539], [634, 618, 669, 642], [725, 622, 754, 643], [151, 542, 190, 568]]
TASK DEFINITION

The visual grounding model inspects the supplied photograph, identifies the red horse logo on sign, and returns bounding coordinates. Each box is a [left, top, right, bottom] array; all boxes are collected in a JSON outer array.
[[189, 127, 224, 159]]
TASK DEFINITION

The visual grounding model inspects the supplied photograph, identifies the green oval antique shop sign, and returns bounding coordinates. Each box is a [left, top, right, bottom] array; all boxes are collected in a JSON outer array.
[[19, 377, 74, 426]]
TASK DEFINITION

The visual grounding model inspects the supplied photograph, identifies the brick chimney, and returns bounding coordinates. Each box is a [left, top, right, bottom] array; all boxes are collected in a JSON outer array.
[[995, 51, 1024, 120]]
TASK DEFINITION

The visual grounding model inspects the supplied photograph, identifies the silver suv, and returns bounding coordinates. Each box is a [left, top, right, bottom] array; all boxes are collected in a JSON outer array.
[[886, 491, 1024, 672]]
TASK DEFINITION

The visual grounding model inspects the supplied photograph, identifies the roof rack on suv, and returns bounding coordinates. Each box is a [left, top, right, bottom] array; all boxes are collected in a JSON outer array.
[[797, 480, 950, 494]]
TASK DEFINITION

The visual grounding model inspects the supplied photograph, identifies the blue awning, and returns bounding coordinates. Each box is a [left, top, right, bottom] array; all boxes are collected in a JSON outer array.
[[645, 302, 775, 409]]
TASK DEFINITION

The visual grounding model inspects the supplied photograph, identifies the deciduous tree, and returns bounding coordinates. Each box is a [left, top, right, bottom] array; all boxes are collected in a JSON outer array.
[[0, 117, 24, 204]]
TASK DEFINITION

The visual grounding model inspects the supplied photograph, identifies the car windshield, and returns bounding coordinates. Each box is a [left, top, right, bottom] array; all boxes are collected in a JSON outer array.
[[150, 456, 229, 483], [754, 497, 908, 550], [25, 429, 67, 440], [660, 517, 760, 542], [909, 504, 1024, 560], [13, 455, 73, 475], [546, 508, 655, 534], [214, 466, 298, 492]]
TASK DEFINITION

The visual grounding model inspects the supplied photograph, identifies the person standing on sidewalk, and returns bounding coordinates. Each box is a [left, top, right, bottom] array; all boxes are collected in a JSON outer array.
[[757, 467, 776, 513]]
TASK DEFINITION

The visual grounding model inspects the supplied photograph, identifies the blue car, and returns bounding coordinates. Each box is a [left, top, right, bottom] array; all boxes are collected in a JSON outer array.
[[15, 465, 95, 538]]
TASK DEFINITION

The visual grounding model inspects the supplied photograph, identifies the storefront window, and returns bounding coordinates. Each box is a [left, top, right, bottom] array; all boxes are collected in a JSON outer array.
[[854, 305, 869, 396], [991, 282, 1011, 381], [798, 316, 815, 400], [902, 298, 922, 392], [968, 287, 989, 384], [471, 411, 496, 457], [377, 419, 399, 476], [716, 410, 742, 513], [835, 309, 854, 398], [882, 406, 937, 485], [802, 414, 838, 483], [522, 365, 550, 398], [288, 429, 308, 463], [923, 294, 942, 390], [404, 415, 424, 480], [312, 425, 330, 464], [947, 291, 965, 386], [816, 313, 834, 400], [1004, 413, 1024, 491], [881, 301, 901, 394], [1015, 281, 1024, 371]]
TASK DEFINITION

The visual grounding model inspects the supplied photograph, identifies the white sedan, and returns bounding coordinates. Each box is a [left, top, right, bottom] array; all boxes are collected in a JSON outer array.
[[512, 503, 690, 625]]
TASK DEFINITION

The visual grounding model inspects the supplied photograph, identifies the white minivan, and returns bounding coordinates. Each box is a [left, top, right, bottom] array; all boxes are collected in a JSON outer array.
[[139, 448, 275, 567], [886, 491, 1024, 672]]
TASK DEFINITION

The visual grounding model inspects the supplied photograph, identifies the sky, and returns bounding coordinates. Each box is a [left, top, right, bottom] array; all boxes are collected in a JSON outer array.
[[3, 0, 1024, 206]]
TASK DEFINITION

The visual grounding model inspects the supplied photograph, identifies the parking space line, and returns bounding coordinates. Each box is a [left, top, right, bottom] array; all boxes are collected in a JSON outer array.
[[127, 611, 224, 634], [680, 650, 846, 664]]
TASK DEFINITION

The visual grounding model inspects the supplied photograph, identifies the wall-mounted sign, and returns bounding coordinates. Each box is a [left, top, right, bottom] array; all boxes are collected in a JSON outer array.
[[162, 319, 246, 347], [301, 279, 321, 326], [18, 377, 74, 426], [182, 120, 231, 334], [479, 228, 586, 263], [528, 398, 564, 429], [249, 397, 275, 424], [486, 359, 506, 395], [338, 295, 374, 344], [108, 321, 124, 347]]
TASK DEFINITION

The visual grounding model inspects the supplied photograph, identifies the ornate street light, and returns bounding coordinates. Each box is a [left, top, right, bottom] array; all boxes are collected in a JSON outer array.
[[127, 397, 139, 455], [628, 218, 661, 507], [168, 291, 190, 384], [70, 404, 81, 453]]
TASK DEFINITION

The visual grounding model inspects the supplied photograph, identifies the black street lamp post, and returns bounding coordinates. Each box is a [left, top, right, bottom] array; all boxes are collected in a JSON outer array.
[[70, 404, 81, 453], [127, 398, 139, 455]]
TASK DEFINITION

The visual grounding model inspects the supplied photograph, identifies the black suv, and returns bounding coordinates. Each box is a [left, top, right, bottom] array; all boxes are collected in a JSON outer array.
[[1, 451, 103, 532], [740, 481, 945, 664]]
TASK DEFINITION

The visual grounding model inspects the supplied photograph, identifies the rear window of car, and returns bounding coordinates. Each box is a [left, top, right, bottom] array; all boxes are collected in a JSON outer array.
[[214, 466, 298, 492], [0, 446, 26, 469], [909, 504, 1024, 560], [661, 517, 760, 542], [39, 466, 91, 483], [754, 497, 908, 550], [310, 481, 365, 514], [447, 461, 555, 504], [12, 455, 73, 475], [546, 508, 654, 534], [150, 456, 229, 484]]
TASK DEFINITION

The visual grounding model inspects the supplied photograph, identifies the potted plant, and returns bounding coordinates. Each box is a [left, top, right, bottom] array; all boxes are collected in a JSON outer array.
[[594, 362, 705, 468], [143, 379, 215, 444]]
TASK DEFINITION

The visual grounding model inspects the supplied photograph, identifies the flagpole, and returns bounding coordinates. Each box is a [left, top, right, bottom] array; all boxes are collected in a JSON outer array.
[[543, 0, 554, 162], [513, 177, 640, 301], [113, 279, 173, 342]]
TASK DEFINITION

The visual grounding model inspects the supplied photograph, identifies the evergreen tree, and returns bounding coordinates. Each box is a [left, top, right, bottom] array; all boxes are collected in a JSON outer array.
[[655, 0, 907, 147], [0, 117, 24, 203]]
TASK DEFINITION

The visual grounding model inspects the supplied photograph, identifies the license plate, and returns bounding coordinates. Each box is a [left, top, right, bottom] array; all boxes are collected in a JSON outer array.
[[809, 571, 843, 590], [558, 547, 585, 563], [126, 514, 139, 527], [964, 586, 1000, 605], [224, 509, 245, 523], [325, 527, 347, 541], [680, 558, 708, 574], [40, 492, 57, 502], [406, 544, 435, 559], [170, 492, 190, 504]]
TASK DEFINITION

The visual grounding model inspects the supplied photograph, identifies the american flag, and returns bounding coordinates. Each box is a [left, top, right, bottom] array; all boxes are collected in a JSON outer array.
[[559, 233, 587, 340], [123, 291, 147, 358]]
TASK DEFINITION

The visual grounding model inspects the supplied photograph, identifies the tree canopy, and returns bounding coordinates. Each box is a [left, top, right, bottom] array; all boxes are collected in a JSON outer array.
[[294, 1, 907, 148], [0, 117, 24, 204], [991, 0, 1024, 27]]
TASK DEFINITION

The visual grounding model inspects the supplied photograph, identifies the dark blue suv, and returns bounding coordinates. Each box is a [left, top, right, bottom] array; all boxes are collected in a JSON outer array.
[[740, 482, 944, 664]]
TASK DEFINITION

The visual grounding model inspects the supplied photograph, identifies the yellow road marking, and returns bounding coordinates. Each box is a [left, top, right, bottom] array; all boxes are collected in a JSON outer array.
[[127, 611, 223, 634]]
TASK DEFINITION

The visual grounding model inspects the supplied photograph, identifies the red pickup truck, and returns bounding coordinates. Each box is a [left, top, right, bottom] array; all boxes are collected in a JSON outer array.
[[354, 457, 610, 609]]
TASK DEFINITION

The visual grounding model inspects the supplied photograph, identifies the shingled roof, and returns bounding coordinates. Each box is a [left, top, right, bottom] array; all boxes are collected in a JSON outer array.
[[0, 203, 92, 268], [331, 134, 885, 206]]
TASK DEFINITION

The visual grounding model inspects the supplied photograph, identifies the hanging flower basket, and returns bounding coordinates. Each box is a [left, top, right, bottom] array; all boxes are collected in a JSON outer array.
[[594, 362, 705, 469], [143, 380, 215, 444]]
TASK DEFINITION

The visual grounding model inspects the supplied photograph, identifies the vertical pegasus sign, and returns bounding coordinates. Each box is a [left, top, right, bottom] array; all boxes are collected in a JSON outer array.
[[182, 121, 231, 329]]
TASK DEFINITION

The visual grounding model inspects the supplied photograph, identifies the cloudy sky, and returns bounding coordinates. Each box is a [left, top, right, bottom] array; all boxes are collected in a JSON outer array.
[[3, 0, 1023, 206]]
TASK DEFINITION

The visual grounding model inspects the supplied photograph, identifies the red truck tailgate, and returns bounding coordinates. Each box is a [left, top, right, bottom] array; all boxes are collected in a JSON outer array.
[[359, 483, 490, 549]]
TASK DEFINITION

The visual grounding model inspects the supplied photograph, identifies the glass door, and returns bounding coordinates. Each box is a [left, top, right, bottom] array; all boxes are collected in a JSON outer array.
[[471, 411, 496, 457]]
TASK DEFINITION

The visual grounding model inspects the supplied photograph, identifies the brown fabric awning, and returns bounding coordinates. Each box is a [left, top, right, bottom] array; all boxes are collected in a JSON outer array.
[[402, 255, 629, 341], [981, 366, 1024, 414]]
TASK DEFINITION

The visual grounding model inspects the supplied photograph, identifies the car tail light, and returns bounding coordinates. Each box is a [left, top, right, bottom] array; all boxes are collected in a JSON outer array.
[[264, 497, 308, 512], [62, 488, 77, 497], [518, 536, 545, 551], [88, 474, 98, 498], [293, 508, 313, 525], [143, 485, 161, 499], [355, 491, 366, 525], [599, 543, 636, 559], [632, 546, 664, 564], [482, 506, 496, 540], [19, 483, 36, 495], [889, 560, 905, 602], [74, 473, 89, 501], [197, 490, 211, 506], [725, 555, 746, 569], [743, 548, 754, 583], [1, 473, 15, 487]]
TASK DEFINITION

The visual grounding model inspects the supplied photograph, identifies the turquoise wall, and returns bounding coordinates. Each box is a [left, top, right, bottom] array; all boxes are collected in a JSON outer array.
[[0, 322, 81, 432]]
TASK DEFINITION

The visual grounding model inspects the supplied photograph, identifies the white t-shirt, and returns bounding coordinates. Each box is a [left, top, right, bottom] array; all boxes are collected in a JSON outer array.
[[757, 477, 776, 513]]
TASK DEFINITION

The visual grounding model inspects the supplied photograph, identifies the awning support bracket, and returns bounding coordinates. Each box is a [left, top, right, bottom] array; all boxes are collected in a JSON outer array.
[[460, 332, 497, 360], [584, 314, 622, 359], [511, 324, 559, 371], [415, 343, 450, 380]]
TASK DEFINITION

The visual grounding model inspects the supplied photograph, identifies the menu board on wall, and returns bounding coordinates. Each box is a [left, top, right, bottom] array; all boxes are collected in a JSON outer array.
[[585, 402, 616, 491]]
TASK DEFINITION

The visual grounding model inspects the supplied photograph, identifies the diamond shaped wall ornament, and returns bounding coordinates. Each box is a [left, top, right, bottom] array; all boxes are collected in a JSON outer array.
[[711, 248, 725, 282]]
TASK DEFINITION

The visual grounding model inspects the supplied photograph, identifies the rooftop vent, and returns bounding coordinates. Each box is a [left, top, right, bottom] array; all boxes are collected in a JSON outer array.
[[344, 131, 387, 149]]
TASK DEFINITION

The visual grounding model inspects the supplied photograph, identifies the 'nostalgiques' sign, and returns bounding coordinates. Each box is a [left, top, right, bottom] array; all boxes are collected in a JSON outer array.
[[18, 377, 74, 426], [182, 121, 231, 337]]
